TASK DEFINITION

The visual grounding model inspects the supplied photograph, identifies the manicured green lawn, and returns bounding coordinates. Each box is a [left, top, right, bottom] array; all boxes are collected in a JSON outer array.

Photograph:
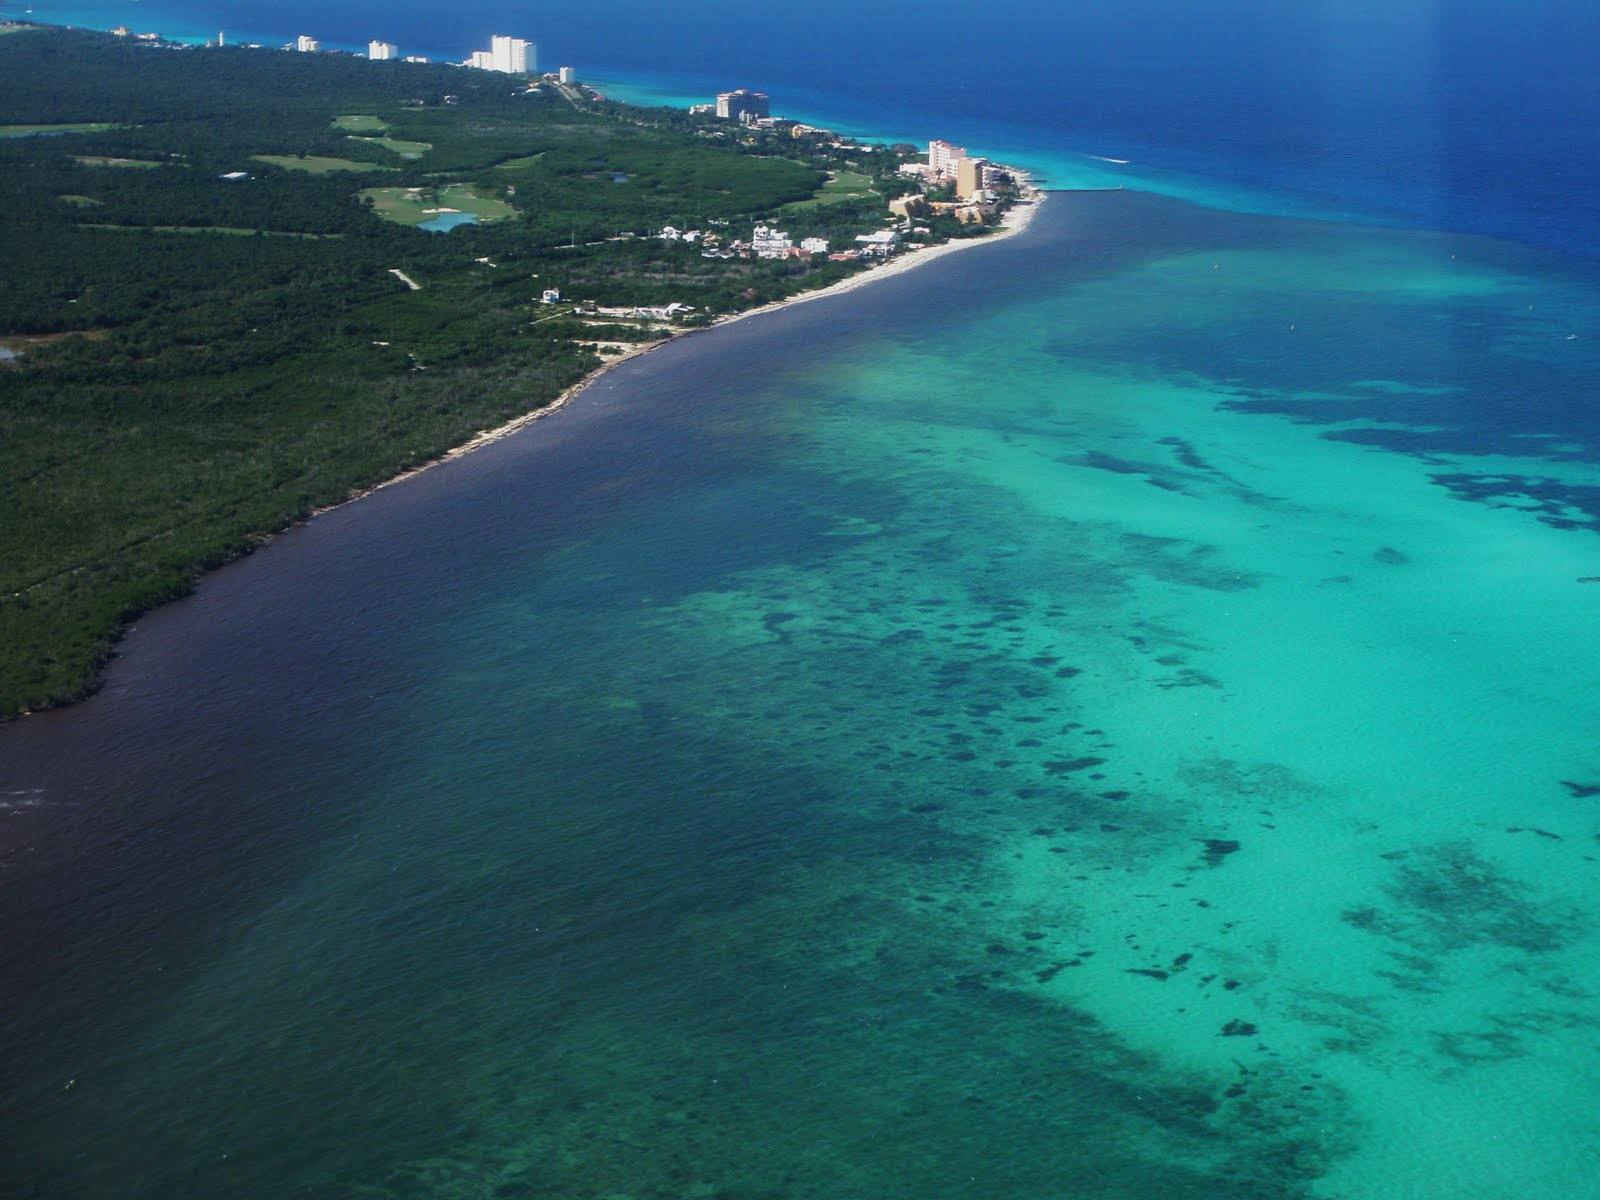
[[360, 182, 517, 226], [349, 134, 432, 159], [251, 153, 395, 174], [76, 223, 341, 238], [74, 154, 162, 168], [494, 152, 547, 170], [251, 153, 393, 174], [783, 169, 876, 210], [332, 114, 388, 132], [0, 121, 118, 136]]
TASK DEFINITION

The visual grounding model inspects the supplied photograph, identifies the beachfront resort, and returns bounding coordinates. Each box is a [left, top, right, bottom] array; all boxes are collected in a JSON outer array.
[[73, 21, 1034, 341]]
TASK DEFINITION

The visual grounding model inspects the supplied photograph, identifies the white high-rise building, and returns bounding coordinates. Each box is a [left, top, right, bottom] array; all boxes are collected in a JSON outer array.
[[558, 66, 576, 85], [466, 34, 535, 74], [295, 34, 319, 53], [489, 34, 534, 74], [928, 139, 966, 175], [368, 40, 397, 61]]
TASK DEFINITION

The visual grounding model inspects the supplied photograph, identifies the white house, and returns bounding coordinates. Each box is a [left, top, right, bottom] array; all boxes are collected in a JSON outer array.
[[631, 302, 692, 320], [540, 288, 562, 304], [855, 229, 901, 256], [295, 34, 319, 53], [751, 224, 793, 259], [800, 237, 829, 255]]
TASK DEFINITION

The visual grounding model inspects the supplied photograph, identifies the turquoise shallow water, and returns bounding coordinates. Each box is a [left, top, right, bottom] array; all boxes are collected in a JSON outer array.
[[4, 193, 1600, 1197], [591, 72, 1372, 228]]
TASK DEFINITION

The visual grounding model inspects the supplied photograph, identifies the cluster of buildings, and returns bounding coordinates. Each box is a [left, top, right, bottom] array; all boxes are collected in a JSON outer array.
[[888, 137, 1015, 227], [272, 28, 585, 94], [545, 294, 699, 323], [110, 26, 168, 42], [657, 223, 869, 262], [688, 91, 838, 142], [282, 34, 425, 61], [686, 223, 827, 261], [276, 31, 536, 72], [99, 23, 600, 108], [899, 138, 999, 203]]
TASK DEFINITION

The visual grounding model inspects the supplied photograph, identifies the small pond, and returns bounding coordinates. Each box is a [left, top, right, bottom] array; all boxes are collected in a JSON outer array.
[[419, 211, 479, 233]]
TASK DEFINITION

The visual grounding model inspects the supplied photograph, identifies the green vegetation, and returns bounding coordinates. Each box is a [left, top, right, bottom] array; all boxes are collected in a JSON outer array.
[[75, 223, 339, 237], [0, 121, 118, 136], [361, 183, 515, 225], [252, 153, 398, 174], [0, 25, 1001, 717]]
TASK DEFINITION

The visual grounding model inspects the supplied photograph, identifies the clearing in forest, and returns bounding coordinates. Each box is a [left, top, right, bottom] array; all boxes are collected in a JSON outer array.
[[251, 154, 396, 174]]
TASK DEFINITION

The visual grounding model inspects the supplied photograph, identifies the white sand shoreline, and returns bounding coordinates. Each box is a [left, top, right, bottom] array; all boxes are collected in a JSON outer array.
[[320, 186, 1049, 516], [13, 187, 1051, 717]]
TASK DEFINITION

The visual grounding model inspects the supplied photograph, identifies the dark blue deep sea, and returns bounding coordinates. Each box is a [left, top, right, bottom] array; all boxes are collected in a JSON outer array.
[[13, 0, 1600, 254], [5, 4, 1600, 1198]]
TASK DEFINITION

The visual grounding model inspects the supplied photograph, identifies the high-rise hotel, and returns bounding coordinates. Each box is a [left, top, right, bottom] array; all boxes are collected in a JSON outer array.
[[467, 34, 535, 74], [715, 89, 770, 122]]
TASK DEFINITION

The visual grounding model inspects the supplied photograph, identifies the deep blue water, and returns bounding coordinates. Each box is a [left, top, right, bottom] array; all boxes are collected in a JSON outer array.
[[12, 0, 1600, 256]]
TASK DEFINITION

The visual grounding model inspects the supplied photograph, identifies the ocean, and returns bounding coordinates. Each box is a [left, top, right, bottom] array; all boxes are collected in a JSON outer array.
[[11, 0, 1600, 254], [4, 4, 1600, 1198]]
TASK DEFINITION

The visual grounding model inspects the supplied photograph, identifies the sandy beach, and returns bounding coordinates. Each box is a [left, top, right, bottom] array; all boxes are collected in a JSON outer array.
[[321, 186, 1049, 515]]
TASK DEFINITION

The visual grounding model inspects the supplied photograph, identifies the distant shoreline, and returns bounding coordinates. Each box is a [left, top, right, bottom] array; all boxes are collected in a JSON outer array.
[[0, 18, 1051, 720], [315, 187, 1048, 517]]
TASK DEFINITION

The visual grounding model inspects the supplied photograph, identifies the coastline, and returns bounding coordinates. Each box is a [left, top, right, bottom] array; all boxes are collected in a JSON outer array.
[[0, 18, 1054, 721], [316, 187, 1048, 516], [5, 190, 1045, 717], [4, 51, 1048, 723]]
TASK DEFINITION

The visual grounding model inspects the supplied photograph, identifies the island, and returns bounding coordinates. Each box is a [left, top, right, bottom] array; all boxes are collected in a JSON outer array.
[[0, 23, 1039, 718]]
